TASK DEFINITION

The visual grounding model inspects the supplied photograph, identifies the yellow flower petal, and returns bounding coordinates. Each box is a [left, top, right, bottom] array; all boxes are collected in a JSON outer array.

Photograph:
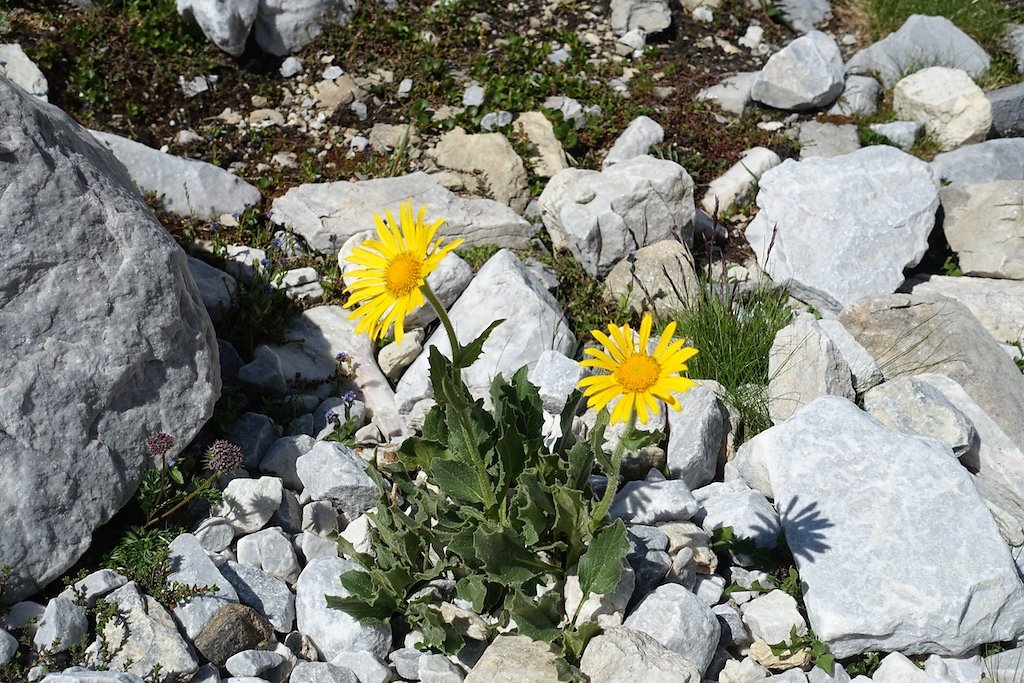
[[343, 201, 458, 342], [576, 315, 699, 424]]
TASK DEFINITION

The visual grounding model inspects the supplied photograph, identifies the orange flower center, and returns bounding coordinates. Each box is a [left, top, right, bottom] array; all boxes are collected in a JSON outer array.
[[615, 354, 660, 393], [385, 252, 423, 297]]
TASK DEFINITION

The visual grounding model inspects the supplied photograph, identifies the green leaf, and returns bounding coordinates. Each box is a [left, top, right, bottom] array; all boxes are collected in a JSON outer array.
[[589, 409, 612, 475], [452, 318, 505, 368], [324, 594, 392, 622], [553, 486, 591, 568], [338, 569, 375, 599], [577, 519, 629, 600], [473, 523, 551, 586], [617, 421, 664, 453], [431, 458, 488, 505], [421, 403, 448, 444], [169, 467, 184, 486], [815, 654, 836, 675], [455, 575, 487, 613], [506, 589, 562, 643], [399, 436, 448, 472], [444, 403, 493, 471], [509, 470, 554, 546], [562, 620, 603, 662], [564, 440, 594, 492]]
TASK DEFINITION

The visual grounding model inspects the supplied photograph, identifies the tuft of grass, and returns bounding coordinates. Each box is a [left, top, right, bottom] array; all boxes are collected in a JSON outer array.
[[670, 272, 792, 440], [860, 0, 1024, 81], [456, 244, 503, 271]]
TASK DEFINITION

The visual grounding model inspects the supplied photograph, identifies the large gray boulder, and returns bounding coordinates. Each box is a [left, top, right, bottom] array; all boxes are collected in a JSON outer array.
[[745, 145, 938, 313], [845, 14, 990, 88], [987, 82, 1024, 138], [270, 172, 534, 253], [538, 155, 695, 278], [90, 131, 260, 220], [734, 396, 1024, 657], [838, 292, 1024, 452], [0, 77, 219, 603]]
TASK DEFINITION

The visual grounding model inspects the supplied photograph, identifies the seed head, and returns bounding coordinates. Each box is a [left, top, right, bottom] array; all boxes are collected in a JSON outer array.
[[145, 433, 176, 457], [204, 440, 244, 473]]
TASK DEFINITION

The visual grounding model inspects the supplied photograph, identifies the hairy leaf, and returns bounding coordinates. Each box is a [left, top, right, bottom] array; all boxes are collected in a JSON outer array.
[[473, 523, 551, 586], [507, 589, 562, 643], [431, 458, 488, 505], [577, 519, 628, 600], [456, 575, 487, 613], [453, 318, 505, 368]]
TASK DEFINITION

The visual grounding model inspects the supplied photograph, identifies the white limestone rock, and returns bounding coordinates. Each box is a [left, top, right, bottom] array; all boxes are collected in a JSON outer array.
[[463, 635, 559, 682], [0, 78, 219, 603], [623, 582, 720, 674], [236, 526, 301, 585], [930, 138, 1024, 187], [798, 121, 860, 159], [296, 441, 379, 521], [939, 181, 1024, 280], [701, 147, 781, 216], [187, 256, 238, 322], [838, 292, 1024, 453], [604, 239, 698, 317], [740, 590, 807, 644], [988, 82, 1024, 137], [167, 534, 240, 640], [217, 477, 283, 535], [0, 44, 49, 99], [221, 561, 295, 633], [750, 31, 845, 111], [745, 146, 938, 313], [907, 275, 1024, 345], [90, 130, 261, 220], [692, 480, 781, 550], [776, 0, 831, 34], [610, 0, 671, 37], [378, 329, 425, 383], [862, 375, 976, 459], [176, 0, 258, 57], [394, 250, 576, 413], [733, 396, 1024, 657], [603, 116, 664, 168], [815, 319, 882, 392], [768, 313, 855, 422], [893, 67, 991, 152], [513, 112, 569, 178], [827, 75, 880, 117], [698, 72, 758, 115], [539, 155, 695, 278], [33, 595, 87, 654], [100, 582, 199, 683], [869, 121, 922, 150], [266, 306, 404, 438], [845, 14, 990, 88], [296, 556, 391, 660], [427, 127, 530, 213], [526, 350, 583, 414], [252, 0, 354, 56], [610, 469, 699, 525], [271, 173, 534, 253], [579, 626, 702, 682], [666, 383, 727, 489]]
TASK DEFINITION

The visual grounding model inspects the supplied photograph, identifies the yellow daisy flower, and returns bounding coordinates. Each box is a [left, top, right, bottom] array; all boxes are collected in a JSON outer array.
[[578, 313, 698, 425], [344, 201, 463, 343]]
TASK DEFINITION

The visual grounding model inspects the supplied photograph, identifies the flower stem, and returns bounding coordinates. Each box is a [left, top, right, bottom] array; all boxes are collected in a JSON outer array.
[[145, 473, 218, 528], [589, 408, 636, 531], [420, 280, 497, 512]]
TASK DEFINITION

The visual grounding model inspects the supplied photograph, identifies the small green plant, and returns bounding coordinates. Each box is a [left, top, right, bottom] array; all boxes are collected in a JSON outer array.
[[845, 650, 883, 677], [456, 244, 502, 271], [669, 264, 791, 441], [140, 438, 245, 528], [214, 266, 303, 359], [769, 625, 836, 675]]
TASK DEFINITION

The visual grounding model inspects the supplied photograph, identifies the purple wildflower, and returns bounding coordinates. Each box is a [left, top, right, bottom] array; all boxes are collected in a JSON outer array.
[[324, 408, 338, 422], [145, 433, 176, 457], [260, 257, 273, 269], [204, 440, 244, 473], [342, 390, 357, 404], [335, 352, 349, 362]]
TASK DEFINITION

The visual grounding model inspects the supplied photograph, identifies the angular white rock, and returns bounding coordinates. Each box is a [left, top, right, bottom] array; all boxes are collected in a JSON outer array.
[[90, 130, 260, 220], [218, 477, 284, 535], [579, 626, 702, 682], [176, 0, 258, 57], [893, 67, 991, 152], [666, 383, 726, 489], [272, 173, 533, 253], [539, 155, 695, 278], [750, 31, 845, 111], [768, 312, 855, 422], [0, 44, 49, 99], [296, 441, 379, 520], [603, 116, 664, 168], [395, 250, 576, 413], [701, 147, 781, 216], [939, 181, 1024, 281], [733, 396, 1024, 657], [845, 15, 990, 88], [693, 480, 781, 550], [827, 75, 880, 117], [610, 470, 699, 525], [623, 582, 720, 674], [296, 556, 392, 660], [167, 534, 239, 640], [740, 590, 807, 644], [745, 146, 938, 313]]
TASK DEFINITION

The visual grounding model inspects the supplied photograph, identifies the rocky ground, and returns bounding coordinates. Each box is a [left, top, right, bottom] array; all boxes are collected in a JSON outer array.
[[4, 0, 1024, 682]]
